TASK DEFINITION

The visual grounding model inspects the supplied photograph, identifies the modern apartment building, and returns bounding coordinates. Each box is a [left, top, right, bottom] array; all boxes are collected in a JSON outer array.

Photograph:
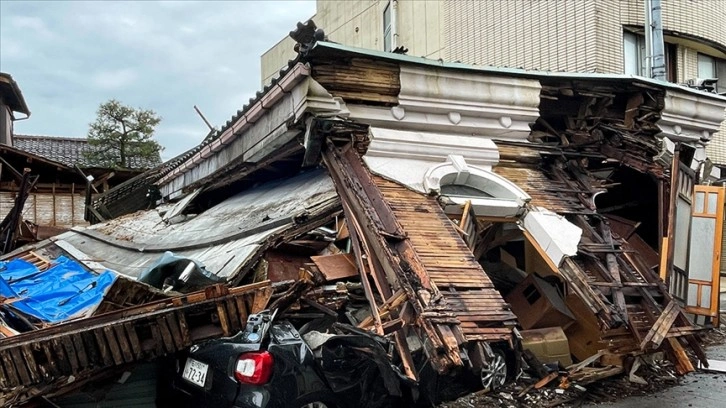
[[261, 0, 726, 162]]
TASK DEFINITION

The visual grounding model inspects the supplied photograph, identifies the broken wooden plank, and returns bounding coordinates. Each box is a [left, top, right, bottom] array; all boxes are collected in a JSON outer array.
[[310, 253, 358, 281], [0, 281, 271, 406], [667, 337, 695, 375], [358, 289, 407, 329], [600, 220, 629, 322], [346, 207, 384, 336], [534, 372, 559, 389], [640, 301, 679, 350]]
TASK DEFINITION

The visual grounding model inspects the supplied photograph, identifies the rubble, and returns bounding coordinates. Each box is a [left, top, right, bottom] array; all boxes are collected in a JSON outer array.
[[0, 280, 272, 405]]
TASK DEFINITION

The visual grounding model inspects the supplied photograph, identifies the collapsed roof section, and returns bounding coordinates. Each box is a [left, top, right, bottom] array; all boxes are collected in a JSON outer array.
[[35, 168, 340, 285]]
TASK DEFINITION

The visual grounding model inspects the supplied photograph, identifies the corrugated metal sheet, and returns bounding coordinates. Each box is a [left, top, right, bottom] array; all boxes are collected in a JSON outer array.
[[52, 168, 340, 281]]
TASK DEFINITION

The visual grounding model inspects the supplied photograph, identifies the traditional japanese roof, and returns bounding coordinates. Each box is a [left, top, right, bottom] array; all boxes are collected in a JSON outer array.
[[13, 134, 162, 170]]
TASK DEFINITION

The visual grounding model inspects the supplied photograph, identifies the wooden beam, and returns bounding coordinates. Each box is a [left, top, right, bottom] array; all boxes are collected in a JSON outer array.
[[600, 220, 629, 322], [661, 144, 680, 285], [640, 301, 679, 350]]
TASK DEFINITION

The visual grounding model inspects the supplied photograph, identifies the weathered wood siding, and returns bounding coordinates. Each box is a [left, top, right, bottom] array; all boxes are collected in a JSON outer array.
[[0, 192, 88, 227]]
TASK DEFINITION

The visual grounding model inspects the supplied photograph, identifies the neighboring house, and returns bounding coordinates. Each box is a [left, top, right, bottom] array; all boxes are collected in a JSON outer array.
[[0, 72, 30, 145], [0, 73, 161, 243], [13, 134, 161, 187], [261, 0, 726, 163]]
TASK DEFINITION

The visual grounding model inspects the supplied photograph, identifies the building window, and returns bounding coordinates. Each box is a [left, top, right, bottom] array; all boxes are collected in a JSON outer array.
[[623, 30, 676, 82], [624, 31, 646, 76], [383, 3, 392, 52], [697, 53, 726, 92]]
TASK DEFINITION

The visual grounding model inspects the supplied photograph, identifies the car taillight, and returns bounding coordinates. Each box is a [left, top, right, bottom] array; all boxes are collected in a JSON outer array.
[[234, 351, 273, 385]]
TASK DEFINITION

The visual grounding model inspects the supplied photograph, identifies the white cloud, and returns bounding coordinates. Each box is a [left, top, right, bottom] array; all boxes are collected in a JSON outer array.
[[91, 69, 138, 91], [8, 15, 53, 38]]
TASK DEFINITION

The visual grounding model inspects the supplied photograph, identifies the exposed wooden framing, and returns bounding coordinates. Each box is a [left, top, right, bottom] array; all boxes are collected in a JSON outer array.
[[640, 301, 679, 350], [92, 172, 115, 191], [358, 289, 407, 329], [345, 204, 384, 336], [337, 161, 416, 380], [600, 220, 629, 322], [323, 142, 461, 373], [0, 281, 272, 406], [495, 79, 707, 372]]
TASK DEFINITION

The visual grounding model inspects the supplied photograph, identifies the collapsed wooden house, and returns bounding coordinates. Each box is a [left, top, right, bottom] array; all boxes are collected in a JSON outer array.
[[3, 21, 726, 404]]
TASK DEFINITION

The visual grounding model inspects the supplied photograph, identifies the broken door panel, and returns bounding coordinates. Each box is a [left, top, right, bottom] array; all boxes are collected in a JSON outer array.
[[685, 185, 724, 318], [670, 165, 695, 300]]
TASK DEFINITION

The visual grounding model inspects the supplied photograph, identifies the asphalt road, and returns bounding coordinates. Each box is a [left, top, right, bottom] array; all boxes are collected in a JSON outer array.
[[588, 292, 726, 408], [589, 370, 726, 408]]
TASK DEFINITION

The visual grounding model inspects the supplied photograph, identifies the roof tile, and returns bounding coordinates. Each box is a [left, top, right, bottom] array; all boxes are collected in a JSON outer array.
[[13, 135, 161, 170]]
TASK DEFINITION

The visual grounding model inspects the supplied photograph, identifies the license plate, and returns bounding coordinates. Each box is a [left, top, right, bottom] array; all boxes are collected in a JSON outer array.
[[182, 358, 209, 387]]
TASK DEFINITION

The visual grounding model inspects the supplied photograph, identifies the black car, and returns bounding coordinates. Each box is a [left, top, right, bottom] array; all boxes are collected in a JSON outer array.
[[158, 312, 414, 408]]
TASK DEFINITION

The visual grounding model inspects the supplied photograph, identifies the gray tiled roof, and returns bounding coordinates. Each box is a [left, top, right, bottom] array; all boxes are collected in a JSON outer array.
[[13, 135, 161, 170]]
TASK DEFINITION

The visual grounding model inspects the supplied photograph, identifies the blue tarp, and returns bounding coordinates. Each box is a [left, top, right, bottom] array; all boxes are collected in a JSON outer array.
[[0, 256, 117, 323]]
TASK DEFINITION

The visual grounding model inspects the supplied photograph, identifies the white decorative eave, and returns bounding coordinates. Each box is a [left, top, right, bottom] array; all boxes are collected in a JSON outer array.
[[658, 89, 726, 144], [366, 127, 501, 166], [347, 65, 541, 140]]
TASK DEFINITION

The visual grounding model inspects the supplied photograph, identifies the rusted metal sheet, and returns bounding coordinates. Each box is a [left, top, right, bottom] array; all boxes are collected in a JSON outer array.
[[0, 281, 272, 406]]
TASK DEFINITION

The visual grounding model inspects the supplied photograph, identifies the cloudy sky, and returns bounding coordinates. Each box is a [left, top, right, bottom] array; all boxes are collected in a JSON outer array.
[[0, 1, 316, 160]]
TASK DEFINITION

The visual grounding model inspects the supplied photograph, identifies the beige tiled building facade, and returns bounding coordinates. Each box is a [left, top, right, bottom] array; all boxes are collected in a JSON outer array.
[[262, 0, 726, 162]]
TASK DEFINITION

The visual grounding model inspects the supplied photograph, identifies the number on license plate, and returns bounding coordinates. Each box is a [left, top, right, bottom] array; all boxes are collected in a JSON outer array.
[[182, 358, 209, 387]]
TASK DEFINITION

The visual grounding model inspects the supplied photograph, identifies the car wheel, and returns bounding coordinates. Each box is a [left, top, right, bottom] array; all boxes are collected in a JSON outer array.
[[479, 349, 508, 391], [299, 402, 332, 408], [294, 393, 338, 408]]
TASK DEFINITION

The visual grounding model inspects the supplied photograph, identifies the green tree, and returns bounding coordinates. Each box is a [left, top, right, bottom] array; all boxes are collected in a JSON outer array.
[[85, 99, 163, 169]]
